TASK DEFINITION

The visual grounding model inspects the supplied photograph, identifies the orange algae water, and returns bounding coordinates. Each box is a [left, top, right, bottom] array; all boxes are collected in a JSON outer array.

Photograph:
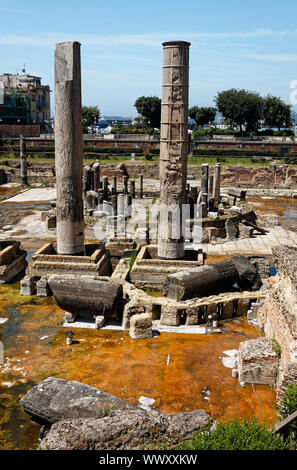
[[0, 281, 276, 449], [2, 194, 296, 449]]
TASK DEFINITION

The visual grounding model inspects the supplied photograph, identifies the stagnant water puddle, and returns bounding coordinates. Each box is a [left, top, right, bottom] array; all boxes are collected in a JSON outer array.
[[0, 194, 296, 449], [248, 195, 297, 232]]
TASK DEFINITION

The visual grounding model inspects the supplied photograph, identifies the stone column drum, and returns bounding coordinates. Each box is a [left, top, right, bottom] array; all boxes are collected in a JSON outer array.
[[54, 41, 84, 255], [158, 41, 190, 259]]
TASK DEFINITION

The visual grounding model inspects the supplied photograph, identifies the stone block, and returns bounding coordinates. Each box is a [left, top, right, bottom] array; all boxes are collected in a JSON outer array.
[[185, 307, 199, 326], [238, 337, 277, 386], [225, 219, 237, 240], [20, 275, 35, 295], [221, 300, 234, 319], [129, 313, 152, 339], [160, 306, 181, 326], [237, 298, 251, 316], [94, 315, 105, 329], [36, 277, 51, 297]]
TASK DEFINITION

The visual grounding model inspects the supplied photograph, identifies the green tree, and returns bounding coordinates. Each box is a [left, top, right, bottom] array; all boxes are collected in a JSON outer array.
[[263, 95, 292, 131], [189, 106, 199, 121], [215, 88, 263, 134], [189, 106, 217, 127], [134, 96, 161, 129], [82, 105, 100, 133]]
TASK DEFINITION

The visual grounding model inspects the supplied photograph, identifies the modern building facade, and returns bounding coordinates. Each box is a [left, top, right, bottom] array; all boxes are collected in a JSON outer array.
[[0, 72, 51, 130]]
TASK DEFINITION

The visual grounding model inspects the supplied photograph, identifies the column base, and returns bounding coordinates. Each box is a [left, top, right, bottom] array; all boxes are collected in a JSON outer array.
[[157, 238, 185, 260]]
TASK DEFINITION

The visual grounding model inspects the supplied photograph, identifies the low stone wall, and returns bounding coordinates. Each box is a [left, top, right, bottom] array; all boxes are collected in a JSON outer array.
[[3, 161, 297, 189], [257, 247, 297, 400]]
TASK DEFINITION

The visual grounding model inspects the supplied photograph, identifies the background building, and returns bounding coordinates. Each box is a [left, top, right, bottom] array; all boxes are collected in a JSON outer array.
[[0, 71, 51, 133]]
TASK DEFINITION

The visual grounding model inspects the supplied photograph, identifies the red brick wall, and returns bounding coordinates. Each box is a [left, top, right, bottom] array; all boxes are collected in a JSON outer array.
[[0, 124, 40, 137]]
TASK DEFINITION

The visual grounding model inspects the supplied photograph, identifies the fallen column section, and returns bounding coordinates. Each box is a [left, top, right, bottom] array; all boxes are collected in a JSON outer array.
[[48, 275, 123, 322], [163, 255, 261, 300]]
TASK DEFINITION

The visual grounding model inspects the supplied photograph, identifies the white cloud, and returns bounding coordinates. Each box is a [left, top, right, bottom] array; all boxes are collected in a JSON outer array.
[[1, 29, 297, 48], [0, 7, 45, 15], [245, 53, 297, 62]]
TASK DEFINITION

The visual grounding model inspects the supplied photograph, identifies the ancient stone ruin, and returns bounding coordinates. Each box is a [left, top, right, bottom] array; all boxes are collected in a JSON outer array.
[[0, 240, 27, 284], [0, 36, 297, 453]]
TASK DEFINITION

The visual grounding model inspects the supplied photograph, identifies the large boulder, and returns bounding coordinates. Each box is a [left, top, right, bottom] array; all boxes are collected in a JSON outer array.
[[40, 408, 213, 450], [20, 377, 137, 425]]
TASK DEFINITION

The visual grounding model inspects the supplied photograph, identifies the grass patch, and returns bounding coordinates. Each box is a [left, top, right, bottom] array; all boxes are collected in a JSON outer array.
[[178, 418, 290, 450]]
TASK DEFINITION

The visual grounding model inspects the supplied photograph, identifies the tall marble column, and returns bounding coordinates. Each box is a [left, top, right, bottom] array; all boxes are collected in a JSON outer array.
[[157, 41, 190, 259], [55, 41, 84, 255]]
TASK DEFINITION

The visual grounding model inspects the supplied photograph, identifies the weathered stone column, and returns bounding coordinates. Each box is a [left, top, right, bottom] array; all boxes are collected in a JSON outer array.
[[55, 41, 84, 255], [123, 175, 128, 195], [83, 166, 92, 197], [138, 174, 143, 199], [102, 176, 108, 200], [111, 195, 117, 216], [129, 180, 135, 199], [158, 40, 190, 259], [93, 162, 100, 192], [20, 135, 28, 185], [200, 163, 209, 217], [112, 176, 117, 195], [201, 164, 209, 199], [213, 163, 221, 208], [208, 174, 214, 212]]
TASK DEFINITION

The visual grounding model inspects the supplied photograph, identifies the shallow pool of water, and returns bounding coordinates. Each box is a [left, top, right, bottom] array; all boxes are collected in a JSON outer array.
[[0, 279, 276, 449], [248, 196, 297, 232]]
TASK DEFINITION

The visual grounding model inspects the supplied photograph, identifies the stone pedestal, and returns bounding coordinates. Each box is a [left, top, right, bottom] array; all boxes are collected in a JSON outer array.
[[55, 41, 84, 255], [158, 41, 190, 259]]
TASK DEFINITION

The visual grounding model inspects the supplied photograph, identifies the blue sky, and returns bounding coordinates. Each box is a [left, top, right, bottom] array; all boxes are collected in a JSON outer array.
[[1, 0, 297, 116]]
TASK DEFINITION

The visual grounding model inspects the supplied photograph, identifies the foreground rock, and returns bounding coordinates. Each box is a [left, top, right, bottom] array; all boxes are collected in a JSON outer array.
[[20, 377, 137, 425], [40, 408, 213, 450]]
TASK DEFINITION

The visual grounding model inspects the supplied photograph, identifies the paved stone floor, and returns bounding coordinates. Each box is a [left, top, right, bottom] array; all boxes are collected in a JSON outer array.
[[0, 187, 56, 203], [192, 226, 297, 255]]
